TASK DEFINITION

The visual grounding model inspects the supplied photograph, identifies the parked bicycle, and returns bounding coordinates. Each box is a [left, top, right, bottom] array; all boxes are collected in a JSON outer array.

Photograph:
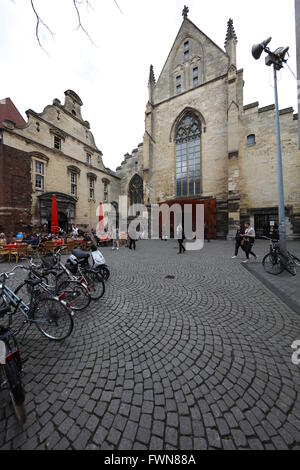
[[65, 249, 106, 301], [0, 302, 26, 426], [24, 254, 91, 312], [262, 237, 300, 276], [0, 267, 74, 342]]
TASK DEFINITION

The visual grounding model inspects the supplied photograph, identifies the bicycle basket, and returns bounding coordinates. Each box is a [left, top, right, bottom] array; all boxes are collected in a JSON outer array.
[[41, 255, 57, 270]]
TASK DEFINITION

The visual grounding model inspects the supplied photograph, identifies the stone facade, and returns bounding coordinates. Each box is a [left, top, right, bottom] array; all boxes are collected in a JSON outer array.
[[117, 10, 300, 239], [0, 90, 120, 234], [296, 0, 300, 147]]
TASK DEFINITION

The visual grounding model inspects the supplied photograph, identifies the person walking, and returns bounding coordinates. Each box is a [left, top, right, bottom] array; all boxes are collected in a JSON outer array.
[[232, 224, 244, 259], [242, 222, 257, 263], [112, 227, 120, 251], [128, 227, 137, 251], [177, 224, 186, 254], [204, 224, 210, 243]]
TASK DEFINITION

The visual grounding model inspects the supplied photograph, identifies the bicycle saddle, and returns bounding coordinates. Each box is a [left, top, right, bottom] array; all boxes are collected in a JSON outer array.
[[25, 278, 43, 287], [72, 249, 90, 261]]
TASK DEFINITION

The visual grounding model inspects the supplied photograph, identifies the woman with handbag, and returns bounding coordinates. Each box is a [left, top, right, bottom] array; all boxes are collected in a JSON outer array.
[[241, 223, 257, 263]]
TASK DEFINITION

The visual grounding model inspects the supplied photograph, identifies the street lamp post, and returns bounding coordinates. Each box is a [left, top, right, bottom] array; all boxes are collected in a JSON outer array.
[[252, 38, 290, 254]]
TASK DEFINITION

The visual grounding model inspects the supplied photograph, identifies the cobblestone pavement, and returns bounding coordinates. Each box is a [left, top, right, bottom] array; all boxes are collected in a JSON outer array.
[[243, 242, 300, 316], [0, 240, 300, 450]]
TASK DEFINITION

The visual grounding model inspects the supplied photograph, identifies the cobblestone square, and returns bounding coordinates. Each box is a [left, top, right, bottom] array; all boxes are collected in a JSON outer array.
[[0, 240, 300, 450]]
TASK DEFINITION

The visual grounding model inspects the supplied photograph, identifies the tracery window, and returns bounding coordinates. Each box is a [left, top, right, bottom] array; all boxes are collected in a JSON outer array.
[[176, 113, 201, 197], [128, 175, 144, 206]]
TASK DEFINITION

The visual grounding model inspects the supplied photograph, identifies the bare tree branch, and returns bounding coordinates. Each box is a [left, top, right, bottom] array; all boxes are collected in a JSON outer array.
[[72, 0, 97, 47], [114, 0, 123, 15], [8, 0, 123, 52], [30, 0, 55, 54]]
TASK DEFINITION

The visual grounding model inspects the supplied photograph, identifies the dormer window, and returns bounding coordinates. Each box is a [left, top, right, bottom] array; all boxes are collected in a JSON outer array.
[[72, 109, 77, 116], [193, 67, 199, 87], [176, 76, 182, 95], [86, 153, 92, 165], [54, 136, 61, 150], [184, 41, 190, 60]]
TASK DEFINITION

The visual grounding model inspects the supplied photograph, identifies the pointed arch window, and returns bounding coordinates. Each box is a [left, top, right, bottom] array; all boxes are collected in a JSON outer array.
[[176, 113, 201, 197], [128, 175, 144, 206]]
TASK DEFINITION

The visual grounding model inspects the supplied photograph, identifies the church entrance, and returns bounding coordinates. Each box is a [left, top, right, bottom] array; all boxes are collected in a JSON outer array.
[[159, 198, 217, 239]]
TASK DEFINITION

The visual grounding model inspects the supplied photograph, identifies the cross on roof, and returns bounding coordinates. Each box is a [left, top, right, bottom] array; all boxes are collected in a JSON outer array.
[[182, 5, 189, 20]]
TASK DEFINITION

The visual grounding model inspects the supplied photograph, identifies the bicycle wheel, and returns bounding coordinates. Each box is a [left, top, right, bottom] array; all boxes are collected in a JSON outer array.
[[11, 283, 33, 333], [84, 270, 105, 301], [285, 255, 297, 276], [98, 266, 110, 281], [57, 280, 91, 312], [33, 295, 74, 341], [262, 253, 285, 275], [4, 359, 26, 425], [292, 255, 300, 267]]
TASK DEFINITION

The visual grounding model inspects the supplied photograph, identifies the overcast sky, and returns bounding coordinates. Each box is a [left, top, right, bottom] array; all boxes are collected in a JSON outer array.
[[0, 0, 297, 170]]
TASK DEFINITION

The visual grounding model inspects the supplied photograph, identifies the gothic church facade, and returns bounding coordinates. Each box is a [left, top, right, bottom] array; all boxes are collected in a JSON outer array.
[[117, 7, 300, 239]]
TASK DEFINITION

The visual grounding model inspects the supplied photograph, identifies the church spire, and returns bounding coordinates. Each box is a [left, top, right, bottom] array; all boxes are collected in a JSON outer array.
[[148, 64, 156, 85], [225, 18, 238, 67], [148, 65, 156, 104], [225, 18, 238, 47]]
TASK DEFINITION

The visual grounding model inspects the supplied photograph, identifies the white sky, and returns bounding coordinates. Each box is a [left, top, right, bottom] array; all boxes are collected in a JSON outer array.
[[0, 0, 298, 171]]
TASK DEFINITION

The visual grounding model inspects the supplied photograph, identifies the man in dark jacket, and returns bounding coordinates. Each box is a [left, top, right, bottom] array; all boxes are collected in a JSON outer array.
[[232, 224, 244, 259]]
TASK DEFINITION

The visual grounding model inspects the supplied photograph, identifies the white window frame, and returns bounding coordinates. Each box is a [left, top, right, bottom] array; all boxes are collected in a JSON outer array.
[[89, 178, 95, 200], [104, 182, 109, 203], [71, 172, 77, 197], [35, 160, 44, 191]]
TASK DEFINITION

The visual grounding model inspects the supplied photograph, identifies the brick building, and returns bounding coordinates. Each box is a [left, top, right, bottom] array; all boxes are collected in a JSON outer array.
[[0, 99, 32, 235]]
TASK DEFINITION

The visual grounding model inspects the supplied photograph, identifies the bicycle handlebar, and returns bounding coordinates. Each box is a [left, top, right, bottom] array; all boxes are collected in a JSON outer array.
[[0, 265, 26, 281]]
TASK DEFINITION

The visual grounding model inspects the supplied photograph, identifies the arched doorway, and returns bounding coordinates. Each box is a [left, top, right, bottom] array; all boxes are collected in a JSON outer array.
[[47, 212, 69, 234], [39, 193, 76, 234]]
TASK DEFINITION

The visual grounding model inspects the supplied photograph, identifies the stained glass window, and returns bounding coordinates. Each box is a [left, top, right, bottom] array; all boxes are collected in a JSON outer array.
[[176, 113, 201, 197]]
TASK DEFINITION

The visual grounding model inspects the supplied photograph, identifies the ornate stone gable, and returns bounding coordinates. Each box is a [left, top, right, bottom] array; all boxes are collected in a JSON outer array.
[[153, 17, 229, 104]]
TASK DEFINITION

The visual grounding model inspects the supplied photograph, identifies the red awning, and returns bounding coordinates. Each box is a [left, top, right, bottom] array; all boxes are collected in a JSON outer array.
[[51, 195, 59, 235]]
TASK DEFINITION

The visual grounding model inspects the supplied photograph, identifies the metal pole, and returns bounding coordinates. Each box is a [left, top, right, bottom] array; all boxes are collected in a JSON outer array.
[[273, 65, 287, 253]]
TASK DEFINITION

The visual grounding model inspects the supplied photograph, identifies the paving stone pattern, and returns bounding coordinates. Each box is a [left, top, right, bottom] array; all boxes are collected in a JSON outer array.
[[244, 243, 300, 316], [0, 240, 300, 450]]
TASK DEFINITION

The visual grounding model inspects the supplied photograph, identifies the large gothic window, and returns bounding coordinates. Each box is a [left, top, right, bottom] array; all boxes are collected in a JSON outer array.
[[129, 174, 144, 206], [176, 113, 201, 197]]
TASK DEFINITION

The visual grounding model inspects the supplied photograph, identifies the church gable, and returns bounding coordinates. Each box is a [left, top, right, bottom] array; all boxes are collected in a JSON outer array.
[[153, 13, 229, 104]]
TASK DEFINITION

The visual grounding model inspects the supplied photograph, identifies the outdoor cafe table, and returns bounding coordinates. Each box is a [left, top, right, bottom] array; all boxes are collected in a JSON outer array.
[[4, 243, 27, 250]]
